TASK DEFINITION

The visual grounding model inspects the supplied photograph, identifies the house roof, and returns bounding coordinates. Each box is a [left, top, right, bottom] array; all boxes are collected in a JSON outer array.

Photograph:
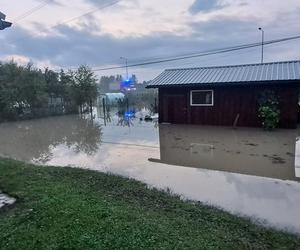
[[146, 60, 300, 88]]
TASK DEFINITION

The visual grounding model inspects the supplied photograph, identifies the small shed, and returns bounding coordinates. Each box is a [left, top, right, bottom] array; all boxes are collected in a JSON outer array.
[[146, 60, 300, 129]]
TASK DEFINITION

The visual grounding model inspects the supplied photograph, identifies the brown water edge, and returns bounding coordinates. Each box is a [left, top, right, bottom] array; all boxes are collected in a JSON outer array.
[[150, 124, 300, 182]]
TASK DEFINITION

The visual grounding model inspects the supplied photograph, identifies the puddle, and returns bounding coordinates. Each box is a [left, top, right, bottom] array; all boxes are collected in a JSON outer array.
[[0, 115, 300, 233]]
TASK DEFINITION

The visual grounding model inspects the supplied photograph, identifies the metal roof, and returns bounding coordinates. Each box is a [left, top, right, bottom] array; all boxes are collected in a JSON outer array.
[[147, 60, 300, 88]]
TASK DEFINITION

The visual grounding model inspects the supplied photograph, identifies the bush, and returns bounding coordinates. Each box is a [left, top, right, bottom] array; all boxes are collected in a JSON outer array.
[[258, 105, 280, 130], [258, 90, 280, 130]]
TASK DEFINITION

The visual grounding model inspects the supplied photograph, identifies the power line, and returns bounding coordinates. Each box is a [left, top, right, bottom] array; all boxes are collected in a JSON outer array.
[[155, 46, 260, 69], [98, 47, 256, 74], [12, 0, 121, 29], [50, 0, 121, 29], [48, 34, 300, 74], [90, 35, 300, 72], [13, 0, 52, 23], [8, 0, 122, 46]]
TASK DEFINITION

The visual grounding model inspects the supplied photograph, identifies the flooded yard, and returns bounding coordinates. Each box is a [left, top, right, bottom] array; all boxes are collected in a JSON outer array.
[[155, 124, 300, 181], [0, 115, 300, 233]]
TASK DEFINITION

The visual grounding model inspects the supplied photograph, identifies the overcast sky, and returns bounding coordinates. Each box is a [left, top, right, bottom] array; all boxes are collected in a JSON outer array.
[[1, 0, 300, 81]]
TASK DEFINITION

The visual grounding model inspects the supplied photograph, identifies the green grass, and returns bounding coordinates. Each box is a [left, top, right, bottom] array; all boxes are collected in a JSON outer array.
[[0, 158, 299, 250]]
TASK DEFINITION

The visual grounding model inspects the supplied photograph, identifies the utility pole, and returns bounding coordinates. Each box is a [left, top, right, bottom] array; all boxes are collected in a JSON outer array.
[[0, 11, 12, 30], [258, 27, 264, 63], [120, 56, 128, 79]]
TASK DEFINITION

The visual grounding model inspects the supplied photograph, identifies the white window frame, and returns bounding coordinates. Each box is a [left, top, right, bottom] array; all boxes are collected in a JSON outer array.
[[190, 90, 214, 106]]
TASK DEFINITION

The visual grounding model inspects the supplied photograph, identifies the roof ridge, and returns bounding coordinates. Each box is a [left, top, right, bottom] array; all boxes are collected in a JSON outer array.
[[164, 60, 300, 71], [147, 59, 300, 88]]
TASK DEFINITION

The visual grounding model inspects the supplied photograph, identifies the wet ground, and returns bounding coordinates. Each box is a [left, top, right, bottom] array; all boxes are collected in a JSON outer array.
[[0, 115, 300, 233]]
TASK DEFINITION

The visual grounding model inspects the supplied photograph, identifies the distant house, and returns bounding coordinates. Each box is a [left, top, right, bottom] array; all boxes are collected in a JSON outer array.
[[109, 82, 121, 91], [98, 93, 125, 106], [146, 60, 300, 129]]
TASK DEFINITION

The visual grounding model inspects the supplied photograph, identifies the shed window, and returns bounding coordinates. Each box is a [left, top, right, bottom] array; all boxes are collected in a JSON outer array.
[[190, 90, 214, 106]]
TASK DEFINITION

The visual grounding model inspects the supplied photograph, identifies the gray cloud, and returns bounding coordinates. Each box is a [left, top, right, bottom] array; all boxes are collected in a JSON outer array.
[[0, 18, 259, 65], [189, 0, 221, 14], [41, 0, 63, 6], [1, 10, 299, 80], [84, 0, 117, 7]]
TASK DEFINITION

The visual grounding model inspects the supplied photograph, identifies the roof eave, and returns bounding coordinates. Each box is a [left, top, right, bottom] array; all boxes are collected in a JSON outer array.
[[146, 80, 300, 88]]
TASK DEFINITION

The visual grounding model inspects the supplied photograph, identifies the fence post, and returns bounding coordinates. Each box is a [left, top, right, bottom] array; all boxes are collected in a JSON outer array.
[[102, 97, 106, 126]]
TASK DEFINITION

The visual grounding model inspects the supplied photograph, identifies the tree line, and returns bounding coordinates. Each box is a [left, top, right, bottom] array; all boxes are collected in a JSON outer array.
[[0, 62, 98, 122]]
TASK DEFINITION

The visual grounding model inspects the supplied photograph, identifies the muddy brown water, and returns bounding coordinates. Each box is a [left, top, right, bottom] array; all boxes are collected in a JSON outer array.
[[153, 124, 300, 181], [0, 115, 300, 233]]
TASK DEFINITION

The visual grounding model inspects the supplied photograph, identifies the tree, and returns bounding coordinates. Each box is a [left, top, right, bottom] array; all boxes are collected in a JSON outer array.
[[18, 63, 47, 115], [73, 65, 98, 115], [0, 61, 21, 120], [0, 62, 99, 121], [44, 68, 60, 98], [0, 62, 48, 120], [59, 70, 76, 113]]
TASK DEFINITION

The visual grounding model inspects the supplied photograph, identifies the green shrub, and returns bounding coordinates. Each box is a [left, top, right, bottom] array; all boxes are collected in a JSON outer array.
[[258, 105, 280, 130], [258, 90, 280, 130]]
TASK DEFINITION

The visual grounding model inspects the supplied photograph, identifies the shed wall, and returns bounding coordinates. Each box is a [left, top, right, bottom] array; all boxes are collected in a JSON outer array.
[[158, 85, 299, 128]]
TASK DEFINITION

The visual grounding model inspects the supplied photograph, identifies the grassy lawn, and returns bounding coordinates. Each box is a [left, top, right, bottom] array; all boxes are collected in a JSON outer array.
[[0, 158, 299, 249]]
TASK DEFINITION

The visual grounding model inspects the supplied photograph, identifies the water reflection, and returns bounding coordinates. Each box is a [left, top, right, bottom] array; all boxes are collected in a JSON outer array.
[[0, 116, 102, 162], [150, 124, 300, 181], [1, 116, 300, 232]]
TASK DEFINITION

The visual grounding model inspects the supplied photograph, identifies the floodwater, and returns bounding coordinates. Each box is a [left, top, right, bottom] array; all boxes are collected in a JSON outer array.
[[154, 124, 300, 181], [0, 115, 300, 233]]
